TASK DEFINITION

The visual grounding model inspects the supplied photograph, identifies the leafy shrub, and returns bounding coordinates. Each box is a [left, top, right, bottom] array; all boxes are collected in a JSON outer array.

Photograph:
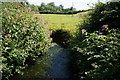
[[71, 28, 120, 79], [38, 2, 77, 14], [50, 29, 71, 47], [29, 4, 39, 13], [79, 2, 120, 32], [70, 2, 120, 79], [1, 2, 51, 79], [39, 11, 82, 14]]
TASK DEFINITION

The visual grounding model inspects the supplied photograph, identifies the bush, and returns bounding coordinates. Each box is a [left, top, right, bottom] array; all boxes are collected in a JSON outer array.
[[70, 2, 120, 79], [50, 29, 71, 47], [79, 2, 120, 32], [1, 2, 51, 79], [71, 28, 120, 79], [39, 10, 81, 14]]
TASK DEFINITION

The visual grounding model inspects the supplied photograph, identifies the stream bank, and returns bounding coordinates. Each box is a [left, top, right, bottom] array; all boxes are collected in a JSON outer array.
[[10, 45, 72, 80]]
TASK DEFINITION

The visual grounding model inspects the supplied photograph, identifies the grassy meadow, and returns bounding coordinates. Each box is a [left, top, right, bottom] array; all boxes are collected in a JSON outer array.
[[34, 12, 89, 33]]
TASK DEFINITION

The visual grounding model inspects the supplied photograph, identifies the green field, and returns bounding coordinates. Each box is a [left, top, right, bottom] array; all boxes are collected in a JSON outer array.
[[35, 12, 88, 33]]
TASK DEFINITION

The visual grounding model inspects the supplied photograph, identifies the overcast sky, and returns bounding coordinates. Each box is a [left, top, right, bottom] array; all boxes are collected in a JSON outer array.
[[27, 0, 107, 10]]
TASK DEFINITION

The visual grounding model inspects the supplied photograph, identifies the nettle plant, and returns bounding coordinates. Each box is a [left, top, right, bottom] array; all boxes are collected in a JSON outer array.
[[1, 2, 50, 79]]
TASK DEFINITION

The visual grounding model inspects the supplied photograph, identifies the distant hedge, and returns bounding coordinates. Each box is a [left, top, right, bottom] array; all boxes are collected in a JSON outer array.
[[2, 2, 51, 79], [39, 11, 82, 14]]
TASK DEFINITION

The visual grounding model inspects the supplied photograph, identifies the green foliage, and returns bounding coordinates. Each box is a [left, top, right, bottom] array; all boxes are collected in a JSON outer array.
[[38, 2, 77, 14], [71, 28, 120, 79], [70, 2, 120, 79], [79, 2, 120, 32], [39, 11, 82, 14], [50, 29, 71, 47], [29, 4, 39, 12], [1, 2, 51, 79]]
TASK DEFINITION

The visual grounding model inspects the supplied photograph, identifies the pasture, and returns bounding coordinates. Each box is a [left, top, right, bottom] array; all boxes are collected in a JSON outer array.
[[35, 12, 88, 33]]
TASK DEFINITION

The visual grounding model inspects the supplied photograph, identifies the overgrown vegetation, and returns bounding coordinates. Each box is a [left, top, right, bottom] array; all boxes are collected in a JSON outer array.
[[70, 2, 120, 79], [38, 2, 78, 14], [79, 2, 120, 32], [29, 2, 86, 14], [1, 2, 51, 79], [50, 29, 71, 47], [1, 1, 120, 80], [71, 28, 120, 79]]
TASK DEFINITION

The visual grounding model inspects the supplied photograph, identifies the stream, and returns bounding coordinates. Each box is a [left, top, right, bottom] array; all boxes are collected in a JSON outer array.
[[10, 45, 72, 80]]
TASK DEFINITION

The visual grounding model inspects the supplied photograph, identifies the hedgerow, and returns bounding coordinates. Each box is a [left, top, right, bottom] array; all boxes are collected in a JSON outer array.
[[1, 2, 51, 79], [71, 28, 120, 79], [39, 10, 82, 14], [50, 29, 71, 47], [70, 2, 120, 79], [78, 2, 120, 32]]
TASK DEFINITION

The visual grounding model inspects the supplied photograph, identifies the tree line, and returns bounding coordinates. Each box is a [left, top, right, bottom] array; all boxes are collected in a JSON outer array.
[[28, 2, 86, 14]]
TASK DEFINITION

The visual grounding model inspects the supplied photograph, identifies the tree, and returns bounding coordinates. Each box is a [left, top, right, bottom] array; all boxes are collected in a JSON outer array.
[[70, 7, 76, 11], [47, 2, 55, 7], [58, 5, 64, 11], [30, 4, 39, 12], [46, 2, 56, 11], [38, 2, 77, 14], [39, 2, 46, 11]]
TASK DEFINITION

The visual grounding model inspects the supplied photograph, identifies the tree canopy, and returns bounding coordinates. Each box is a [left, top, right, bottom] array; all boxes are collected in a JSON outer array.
[[37, 2, 77, 14]]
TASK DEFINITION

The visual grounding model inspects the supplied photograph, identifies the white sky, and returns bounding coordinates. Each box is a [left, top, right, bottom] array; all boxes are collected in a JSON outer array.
[[27, 0, 107, 10]]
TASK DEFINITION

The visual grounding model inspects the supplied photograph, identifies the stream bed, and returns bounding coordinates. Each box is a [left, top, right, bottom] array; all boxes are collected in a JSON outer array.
[[10, 45, 72, 80]]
